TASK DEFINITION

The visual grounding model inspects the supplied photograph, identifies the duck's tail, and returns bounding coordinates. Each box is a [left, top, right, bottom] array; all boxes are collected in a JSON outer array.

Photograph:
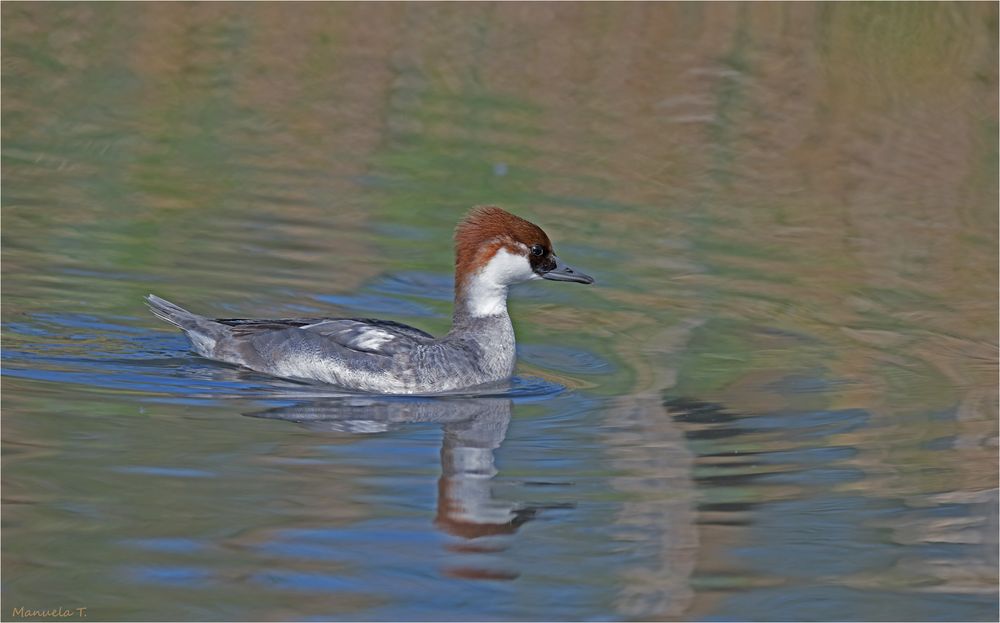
[[145, 294, 228, 357], [145, 294, 201, 329]]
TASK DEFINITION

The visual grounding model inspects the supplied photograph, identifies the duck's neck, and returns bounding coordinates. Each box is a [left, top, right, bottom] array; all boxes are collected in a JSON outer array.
[[452, 276, 510, 327], [448, 277, 517, 379]]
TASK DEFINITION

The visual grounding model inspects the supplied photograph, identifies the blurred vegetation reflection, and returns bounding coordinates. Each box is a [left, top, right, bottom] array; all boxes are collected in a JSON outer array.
[[3, 2, 997, 621]]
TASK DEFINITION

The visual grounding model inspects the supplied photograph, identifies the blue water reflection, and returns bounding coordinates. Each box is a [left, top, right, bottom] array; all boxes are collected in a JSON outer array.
[[3, 2, 997, 620]]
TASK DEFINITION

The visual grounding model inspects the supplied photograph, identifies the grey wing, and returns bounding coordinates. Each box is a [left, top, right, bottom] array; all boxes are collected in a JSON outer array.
[[216, 317, 435, 355]]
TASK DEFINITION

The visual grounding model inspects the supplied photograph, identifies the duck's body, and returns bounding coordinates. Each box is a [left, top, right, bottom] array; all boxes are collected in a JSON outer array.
[[147, 297, 517, 393], [147, 206, 592, 394]]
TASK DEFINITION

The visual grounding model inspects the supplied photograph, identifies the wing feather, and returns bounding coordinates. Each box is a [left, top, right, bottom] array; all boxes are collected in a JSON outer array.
[[215, 317, 434, 355]]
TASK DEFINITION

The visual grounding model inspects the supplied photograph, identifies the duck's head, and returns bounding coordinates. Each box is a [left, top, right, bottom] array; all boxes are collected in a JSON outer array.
[[453, 206, 593, 317]]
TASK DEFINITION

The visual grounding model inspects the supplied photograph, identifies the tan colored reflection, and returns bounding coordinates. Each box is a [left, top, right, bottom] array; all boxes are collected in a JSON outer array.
[[3, 1, 996, 617], [600, 319, 704, 618]]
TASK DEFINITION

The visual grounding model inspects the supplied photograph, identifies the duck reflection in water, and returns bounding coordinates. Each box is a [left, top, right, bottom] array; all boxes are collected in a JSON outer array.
[[246, 394, 565, 579]]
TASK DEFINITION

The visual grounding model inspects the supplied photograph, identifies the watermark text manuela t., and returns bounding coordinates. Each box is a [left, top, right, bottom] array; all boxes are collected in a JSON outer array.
[[11, 607, 87, 618]]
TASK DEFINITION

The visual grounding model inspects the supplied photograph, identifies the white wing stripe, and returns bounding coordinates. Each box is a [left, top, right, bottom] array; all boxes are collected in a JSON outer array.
[[353, 329, 395, 350]]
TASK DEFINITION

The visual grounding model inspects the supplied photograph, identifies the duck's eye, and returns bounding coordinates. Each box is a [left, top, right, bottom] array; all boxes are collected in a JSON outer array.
[[530, 244, 545, 257]]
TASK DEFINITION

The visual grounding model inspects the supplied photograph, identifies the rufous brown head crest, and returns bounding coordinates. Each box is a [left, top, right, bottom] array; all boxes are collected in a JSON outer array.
[[454, 206, 552, 285]]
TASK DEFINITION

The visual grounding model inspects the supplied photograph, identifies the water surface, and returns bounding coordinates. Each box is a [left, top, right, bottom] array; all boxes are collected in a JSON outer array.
[[3, 3, 998, 621]]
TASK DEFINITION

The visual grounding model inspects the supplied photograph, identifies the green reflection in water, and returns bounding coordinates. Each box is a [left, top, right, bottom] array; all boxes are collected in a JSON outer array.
[[2, 2, 997, 620]]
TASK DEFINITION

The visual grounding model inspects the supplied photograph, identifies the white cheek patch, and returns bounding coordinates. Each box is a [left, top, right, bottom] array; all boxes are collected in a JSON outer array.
[[481, 247, 535, 285], [464, 247, 536, 317]]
